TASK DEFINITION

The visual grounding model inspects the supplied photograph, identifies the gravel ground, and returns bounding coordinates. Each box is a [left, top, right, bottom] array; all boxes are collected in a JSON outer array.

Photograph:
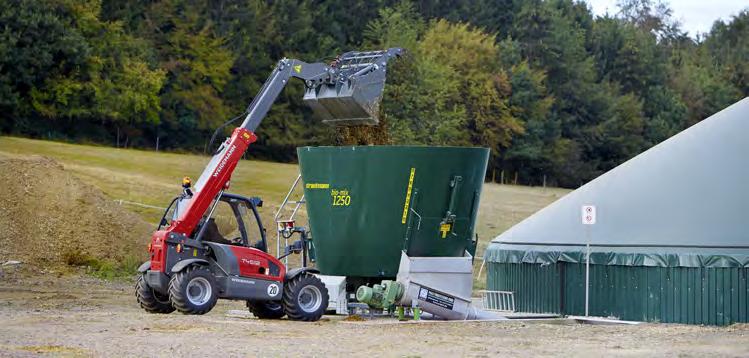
[[1, 272, 748, 357]]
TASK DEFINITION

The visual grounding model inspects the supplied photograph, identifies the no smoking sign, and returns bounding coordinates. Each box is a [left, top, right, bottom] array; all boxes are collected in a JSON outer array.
[[581, 205, 596, 225]]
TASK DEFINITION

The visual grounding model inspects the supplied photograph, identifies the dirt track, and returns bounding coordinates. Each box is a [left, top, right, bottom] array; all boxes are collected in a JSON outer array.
[[1, 272, 748, 357]]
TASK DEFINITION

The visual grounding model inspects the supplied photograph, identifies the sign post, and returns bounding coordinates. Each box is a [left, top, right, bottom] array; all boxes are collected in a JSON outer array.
[[581, 205, 596, 317]]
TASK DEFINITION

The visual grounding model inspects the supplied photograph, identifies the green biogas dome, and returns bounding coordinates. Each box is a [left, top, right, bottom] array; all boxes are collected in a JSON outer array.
[[297, 146, 489, 283], [485, 98, 749, 325]]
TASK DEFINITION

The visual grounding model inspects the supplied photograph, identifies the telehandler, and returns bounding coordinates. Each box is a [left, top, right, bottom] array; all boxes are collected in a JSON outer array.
[[136, 48, 402, 321]]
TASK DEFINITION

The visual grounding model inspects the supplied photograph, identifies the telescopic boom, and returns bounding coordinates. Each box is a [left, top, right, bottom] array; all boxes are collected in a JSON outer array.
[[168, 48, 402, 238]]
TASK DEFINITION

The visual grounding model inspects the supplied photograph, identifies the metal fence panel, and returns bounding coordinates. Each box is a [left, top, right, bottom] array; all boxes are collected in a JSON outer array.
[[487, 262, 749, 325]]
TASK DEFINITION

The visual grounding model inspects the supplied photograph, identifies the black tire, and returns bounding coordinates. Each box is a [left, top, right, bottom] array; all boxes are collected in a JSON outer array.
[[169, 265, 218, 315], [135, 274, 175, 314], [283, 273, 329, 322], [247, 300, 285, 319]]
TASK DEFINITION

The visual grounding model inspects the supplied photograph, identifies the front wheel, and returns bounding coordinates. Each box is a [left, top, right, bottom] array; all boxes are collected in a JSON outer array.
[[135, 275, 175, 314], [169, 266, 218, 315], [283, 273, 328, 322]]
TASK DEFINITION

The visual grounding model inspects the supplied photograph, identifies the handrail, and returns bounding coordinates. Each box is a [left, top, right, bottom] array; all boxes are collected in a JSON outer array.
[[274, 174, 307, 265], [274, 174, 302, 222], [289, 194, 305, 221]]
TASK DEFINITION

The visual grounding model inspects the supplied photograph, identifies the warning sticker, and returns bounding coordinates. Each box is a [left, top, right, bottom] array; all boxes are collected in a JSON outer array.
[[439, 223, 451, 238], [418, 287, 455, 310]]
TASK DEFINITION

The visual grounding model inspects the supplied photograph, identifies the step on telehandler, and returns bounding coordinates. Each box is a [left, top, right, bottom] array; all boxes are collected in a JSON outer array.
[[136, 48, 402, 321]]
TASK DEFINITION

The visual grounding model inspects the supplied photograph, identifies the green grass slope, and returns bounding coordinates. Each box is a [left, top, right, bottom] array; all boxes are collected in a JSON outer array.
[[0, 136, 569, 286]]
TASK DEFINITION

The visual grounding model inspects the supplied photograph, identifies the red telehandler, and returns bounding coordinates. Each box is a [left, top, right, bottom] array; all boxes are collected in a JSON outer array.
[[136, 48, 402, 321]]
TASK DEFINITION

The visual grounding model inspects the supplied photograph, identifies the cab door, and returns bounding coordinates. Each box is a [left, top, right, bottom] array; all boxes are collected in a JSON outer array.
[[221, 195, 282, 281], [232, 197, 267, 252]]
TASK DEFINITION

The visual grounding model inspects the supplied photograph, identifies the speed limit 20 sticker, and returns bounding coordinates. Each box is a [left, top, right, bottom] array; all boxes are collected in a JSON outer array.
[[267, 283, 280, 297]]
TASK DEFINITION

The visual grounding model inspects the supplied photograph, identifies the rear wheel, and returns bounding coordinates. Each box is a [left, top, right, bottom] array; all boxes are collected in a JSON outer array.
[[283, 273, 328, 321], [169, 266, 218, 315], [247, 300, 285, 319], [135, 275, 175, 314]]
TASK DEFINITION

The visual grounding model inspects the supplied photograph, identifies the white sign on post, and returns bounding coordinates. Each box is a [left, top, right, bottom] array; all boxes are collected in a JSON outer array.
[[581, 205, 596, 225], [581, 204, 596, 317]]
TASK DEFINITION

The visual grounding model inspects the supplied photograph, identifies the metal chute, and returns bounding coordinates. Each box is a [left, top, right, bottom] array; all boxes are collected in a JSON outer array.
[[303, 48, 402, 126]]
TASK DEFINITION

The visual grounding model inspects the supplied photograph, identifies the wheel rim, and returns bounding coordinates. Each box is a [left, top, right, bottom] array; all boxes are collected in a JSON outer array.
[[186, 277, 212, 306], [297, 285, 323, 313]]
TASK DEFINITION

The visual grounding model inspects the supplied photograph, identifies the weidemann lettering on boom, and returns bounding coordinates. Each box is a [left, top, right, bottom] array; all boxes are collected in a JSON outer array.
[[213, 145, 237, 178]]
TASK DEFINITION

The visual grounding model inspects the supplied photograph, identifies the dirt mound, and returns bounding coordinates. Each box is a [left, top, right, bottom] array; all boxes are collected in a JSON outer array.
[[0, 156, 151, 270]]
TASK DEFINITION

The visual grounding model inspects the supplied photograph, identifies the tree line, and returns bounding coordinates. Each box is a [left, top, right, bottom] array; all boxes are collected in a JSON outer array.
[[0, 0, 746, 187]]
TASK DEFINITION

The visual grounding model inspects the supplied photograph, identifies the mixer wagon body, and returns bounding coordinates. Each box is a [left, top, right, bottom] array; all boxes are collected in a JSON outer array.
[[297, 146, 489, 281]]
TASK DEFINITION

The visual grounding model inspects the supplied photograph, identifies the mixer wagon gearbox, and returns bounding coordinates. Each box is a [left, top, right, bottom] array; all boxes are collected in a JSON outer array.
[[356, 280, 404, 310]]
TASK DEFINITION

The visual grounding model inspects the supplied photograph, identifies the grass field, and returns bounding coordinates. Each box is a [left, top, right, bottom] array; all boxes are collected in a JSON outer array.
[[0, 136, 570, 287]]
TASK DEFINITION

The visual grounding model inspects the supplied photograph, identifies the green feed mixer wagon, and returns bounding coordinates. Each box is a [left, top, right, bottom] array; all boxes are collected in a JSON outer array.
[[298, 146, 488, 282], [290, 146, 499, 319]]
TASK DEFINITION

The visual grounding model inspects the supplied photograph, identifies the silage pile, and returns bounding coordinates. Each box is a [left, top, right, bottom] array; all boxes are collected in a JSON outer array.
[[0, 156, 151, 269], [334, 121, 391, 145]]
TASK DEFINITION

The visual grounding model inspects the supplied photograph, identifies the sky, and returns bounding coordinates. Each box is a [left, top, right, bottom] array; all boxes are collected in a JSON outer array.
[[586, 0, 748, 37]]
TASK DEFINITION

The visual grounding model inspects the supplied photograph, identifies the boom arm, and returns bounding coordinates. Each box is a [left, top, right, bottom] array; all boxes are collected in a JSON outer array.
[[169, 48, 402, 237], [240, 59, 332, 132]]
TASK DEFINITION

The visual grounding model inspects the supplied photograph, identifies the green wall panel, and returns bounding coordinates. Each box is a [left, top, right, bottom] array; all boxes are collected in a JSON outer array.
[[488, 263, 561, 314], [487, 262, 749, 325]]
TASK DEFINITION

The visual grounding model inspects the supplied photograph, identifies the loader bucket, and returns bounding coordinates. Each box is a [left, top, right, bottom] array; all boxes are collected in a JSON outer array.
[[303, 48, 401, 126]]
